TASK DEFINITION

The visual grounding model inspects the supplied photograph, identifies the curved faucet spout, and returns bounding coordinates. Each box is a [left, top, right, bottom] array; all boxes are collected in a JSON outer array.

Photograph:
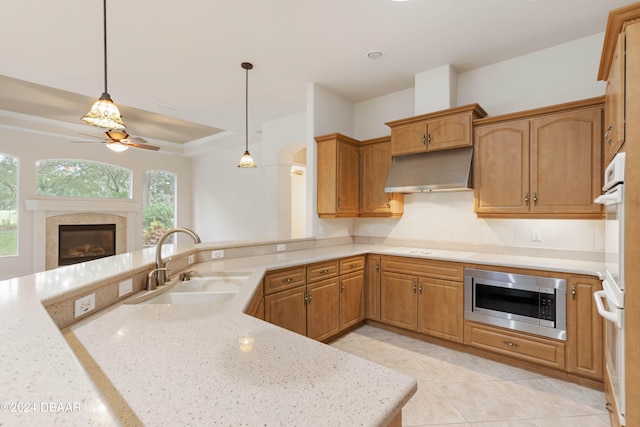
[[155, 227, 202, 287]]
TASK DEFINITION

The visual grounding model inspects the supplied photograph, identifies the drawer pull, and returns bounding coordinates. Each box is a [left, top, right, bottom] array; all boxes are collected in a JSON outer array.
[[351, 263, 357, 267], [320, 269, 329, 274], [281, 278, 293, 283], [503, 341, 519, 348]]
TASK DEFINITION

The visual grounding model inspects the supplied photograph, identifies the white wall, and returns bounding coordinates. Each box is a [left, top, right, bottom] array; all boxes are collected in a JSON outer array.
[[353, 34, 607, 254], [354, 88, 414, 140], [0, 126, 193, 280]]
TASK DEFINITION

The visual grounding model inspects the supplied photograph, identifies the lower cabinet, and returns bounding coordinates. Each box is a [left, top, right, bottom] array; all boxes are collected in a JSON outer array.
[[365, 255, 381, 321], [464, 320, 566, 370], [262, 257, 365, 342], [380, 256, 464, 343]]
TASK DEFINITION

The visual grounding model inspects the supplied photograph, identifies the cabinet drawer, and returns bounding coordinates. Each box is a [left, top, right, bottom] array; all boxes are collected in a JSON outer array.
[[307, 260, 339, 283], [464, 321, 565, 370], [381, 256, 463, 281], [264, 267, 306, 294], [340, 256, 365, 275]]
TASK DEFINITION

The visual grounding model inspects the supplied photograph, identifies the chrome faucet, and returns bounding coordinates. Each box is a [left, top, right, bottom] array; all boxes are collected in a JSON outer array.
[[154, 227, 202, 288]]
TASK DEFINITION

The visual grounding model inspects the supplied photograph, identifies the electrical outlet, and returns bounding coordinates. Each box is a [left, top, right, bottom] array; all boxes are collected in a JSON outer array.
[[531, 228, 542, 242], [74, 293, 96, 318], [211, 250, 224, 259], [277, 244, 286, 252], [118, 279, 133, 297], [188, 254, 195, 264]]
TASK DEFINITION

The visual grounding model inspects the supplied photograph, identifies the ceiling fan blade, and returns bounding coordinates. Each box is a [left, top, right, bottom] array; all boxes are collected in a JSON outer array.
[[70, 140, 103, 144], [77, 132, 105, 140], [127, 137, 149, 144], [124, 142, 160, 151]]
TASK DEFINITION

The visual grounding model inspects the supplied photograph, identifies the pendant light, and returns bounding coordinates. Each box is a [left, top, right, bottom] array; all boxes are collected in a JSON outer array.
[[237, 62, 257, 168], [81, 0, 126, 131]]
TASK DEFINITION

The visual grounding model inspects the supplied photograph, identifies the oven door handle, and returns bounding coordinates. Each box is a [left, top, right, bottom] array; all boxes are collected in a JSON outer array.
[[594, 290, 621, 328]]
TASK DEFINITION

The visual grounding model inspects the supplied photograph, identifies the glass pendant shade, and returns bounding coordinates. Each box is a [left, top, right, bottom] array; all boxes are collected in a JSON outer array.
[[238, 150, 256, 168], [82, 93, 126, 130], [106, 141, 129, 152]]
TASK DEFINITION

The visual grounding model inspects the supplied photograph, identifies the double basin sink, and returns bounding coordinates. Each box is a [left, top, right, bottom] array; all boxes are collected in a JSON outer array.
[[138, 272, 251, 305]]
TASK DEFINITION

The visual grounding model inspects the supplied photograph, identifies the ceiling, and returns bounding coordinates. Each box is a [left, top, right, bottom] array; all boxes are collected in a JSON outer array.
[[0, 0, 636, 154]]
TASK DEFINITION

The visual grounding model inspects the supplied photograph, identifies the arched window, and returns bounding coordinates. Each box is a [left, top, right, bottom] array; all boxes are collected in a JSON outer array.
[[36, 159, 131, 198], [143, 170, 176, 246], [0, 153, 18, 257]]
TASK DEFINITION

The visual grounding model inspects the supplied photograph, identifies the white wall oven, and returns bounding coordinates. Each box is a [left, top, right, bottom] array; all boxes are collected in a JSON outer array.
[[464, 268, 567, 340], [594, 152, 626, 426]]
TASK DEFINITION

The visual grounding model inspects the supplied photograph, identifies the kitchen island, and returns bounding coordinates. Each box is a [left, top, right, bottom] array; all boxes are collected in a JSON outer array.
[[1, 240, 604, 426]]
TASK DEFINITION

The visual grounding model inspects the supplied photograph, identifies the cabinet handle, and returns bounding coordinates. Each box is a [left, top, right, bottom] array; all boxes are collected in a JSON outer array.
[[387, 199, 391, 208], [281, 277, 293, 283], [338, 197, 341, 206], [533, 192, 538, 206], [503, 341, 519, 348], [341, 281, 344, 292], [375, 262, 379, 272], [307, 291, 312, 304], [412, 282, 417, 293], [427, 134, 431, 144], [320, 269, 329, 274], [351, 263, 357, 267], [304, 291, 308, 305], [571, 284, 576, 300], [422, 134, 426, 145], [419, 283, 423, 294], [605, 402, 613, 414], [524, 193, 529, 206]]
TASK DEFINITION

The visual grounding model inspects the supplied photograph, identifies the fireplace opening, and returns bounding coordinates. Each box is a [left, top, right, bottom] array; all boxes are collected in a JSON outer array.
[[58, 224, 116, 266]]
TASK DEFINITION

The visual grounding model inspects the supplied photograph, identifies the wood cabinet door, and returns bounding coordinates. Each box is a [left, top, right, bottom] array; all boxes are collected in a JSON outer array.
[[360, 141, 403, 216], [336, 141, 359, 215], [390, 122, 427, 156], [380, 271, 417, 330], [365, 255, 381, 321], [530, 108, 602, 215], [566, 275, 604, 380], [264, 286, 307, 336], [474, 120, 530, 214], [604, 32, 626, 165], [417, 278, 464, 343], [306, 278, 340, 341], [340, 271, 365, 330], [427, 113, 472, 151]]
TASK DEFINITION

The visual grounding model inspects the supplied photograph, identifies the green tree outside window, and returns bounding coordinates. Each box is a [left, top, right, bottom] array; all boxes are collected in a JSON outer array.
[[143, 170, 176, 246], [0, 153, 18, 256], [36, 159, 131, 198]]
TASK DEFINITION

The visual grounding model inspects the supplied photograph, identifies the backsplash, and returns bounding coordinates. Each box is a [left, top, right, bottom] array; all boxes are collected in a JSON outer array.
[[354, 192, 604, 257]]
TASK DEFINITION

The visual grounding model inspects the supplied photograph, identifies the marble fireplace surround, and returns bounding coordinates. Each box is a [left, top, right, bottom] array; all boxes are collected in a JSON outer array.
[[25, 199, 139, 271]]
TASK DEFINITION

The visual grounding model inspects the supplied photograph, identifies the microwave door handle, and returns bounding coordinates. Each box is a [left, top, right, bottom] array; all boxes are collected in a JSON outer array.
[[593, 290, 621, 328]]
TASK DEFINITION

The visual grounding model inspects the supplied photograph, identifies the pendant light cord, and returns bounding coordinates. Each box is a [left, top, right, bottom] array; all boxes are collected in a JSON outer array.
[[245, 65, 249, 151], [103, 0, 108, 94]]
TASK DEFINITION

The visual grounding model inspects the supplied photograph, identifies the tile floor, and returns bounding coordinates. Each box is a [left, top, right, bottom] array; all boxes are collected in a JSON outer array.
[[330, 325, 611, 427]]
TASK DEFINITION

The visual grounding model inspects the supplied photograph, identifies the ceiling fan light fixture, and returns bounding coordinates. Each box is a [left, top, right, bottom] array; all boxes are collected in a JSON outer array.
[[238, 62, 257, 169], [82, 93, 126, 130], [106, 141, 129, 152], [82, 0, 127, 131]]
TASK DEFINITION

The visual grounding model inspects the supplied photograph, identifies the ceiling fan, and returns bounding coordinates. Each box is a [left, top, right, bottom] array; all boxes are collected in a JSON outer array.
[[72, 130, 160, 152]]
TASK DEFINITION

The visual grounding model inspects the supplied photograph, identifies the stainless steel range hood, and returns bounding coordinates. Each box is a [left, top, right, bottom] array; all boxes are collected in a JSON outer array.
[[384, 146, 473, 193]]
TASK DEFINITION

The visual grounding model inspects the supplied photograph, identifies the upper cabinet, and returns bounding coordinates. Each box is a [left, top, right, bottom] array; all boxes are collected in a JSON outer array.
[[316, 133, 404, 218], [603, 32, 626, 165], [316, 133, 360, 218], [386, 104, 487, 156], [359, 136, 403, 217], [474, 98, 604, 219]]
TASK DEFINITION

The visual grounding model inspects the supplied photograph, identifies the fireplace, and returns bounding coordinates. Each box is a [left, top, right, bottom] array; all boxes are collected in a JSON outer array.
[[58, 224, 116, 266]]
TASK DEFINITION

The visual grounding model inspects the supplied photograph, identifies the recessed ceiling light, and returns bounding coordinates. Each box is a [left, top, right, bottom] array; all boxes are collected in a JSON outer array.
[[366, 50, 383, 60]]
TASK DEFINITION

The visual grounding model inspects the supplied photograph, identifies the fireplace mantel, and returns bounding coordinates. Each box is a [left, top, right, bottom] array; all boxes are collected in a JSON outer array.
[[26, 198, 140, 271]]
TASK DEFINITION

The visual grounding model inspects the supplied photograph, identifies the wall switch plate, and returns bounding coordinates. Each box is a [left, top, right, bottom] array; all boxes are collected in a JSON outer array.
[[531, 228, 542, 242], [188, 254, 195, 264], [74, 293, 96, 318], [277, 244, 286, 252], [118, 279, 133, 297], [211, 250, 224, 259]]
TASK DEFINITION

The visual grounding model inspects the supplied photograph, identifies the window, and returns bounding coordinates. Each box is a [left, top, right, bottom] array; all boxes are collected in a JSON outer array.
[[0, 153, 18, 256], [36, 159, 131, 198], [143, 170, 176, 246]]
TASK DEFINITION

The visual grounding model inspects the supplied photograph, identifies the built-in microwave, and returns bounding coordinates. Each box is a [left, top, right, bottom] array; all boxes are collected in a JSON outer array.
[[464, 268, 567, 340]]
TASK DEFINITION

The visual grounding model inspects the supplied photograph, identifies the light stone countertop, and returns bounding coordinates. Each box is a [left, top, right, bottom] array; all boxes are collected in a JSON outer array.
[[1, 242, 604, 426]]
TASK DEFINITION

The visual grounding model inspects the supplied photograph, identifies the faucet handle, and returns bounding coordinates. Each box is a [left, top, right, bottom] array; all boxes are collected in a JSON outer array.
[[164, 258, 172, 281], [146, 267, 168, 291]]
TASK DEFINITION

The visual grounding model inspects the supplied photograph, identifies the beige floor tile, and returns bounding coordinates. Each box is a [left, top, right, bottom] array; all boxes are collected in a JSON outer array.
[[401, 379, 467, 426], [469, 420, 541, 427], [438, 381, 530, 422], [543, 377, 608, 415], [492, 379, 591, 418], [530, 415, 611, 427]]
